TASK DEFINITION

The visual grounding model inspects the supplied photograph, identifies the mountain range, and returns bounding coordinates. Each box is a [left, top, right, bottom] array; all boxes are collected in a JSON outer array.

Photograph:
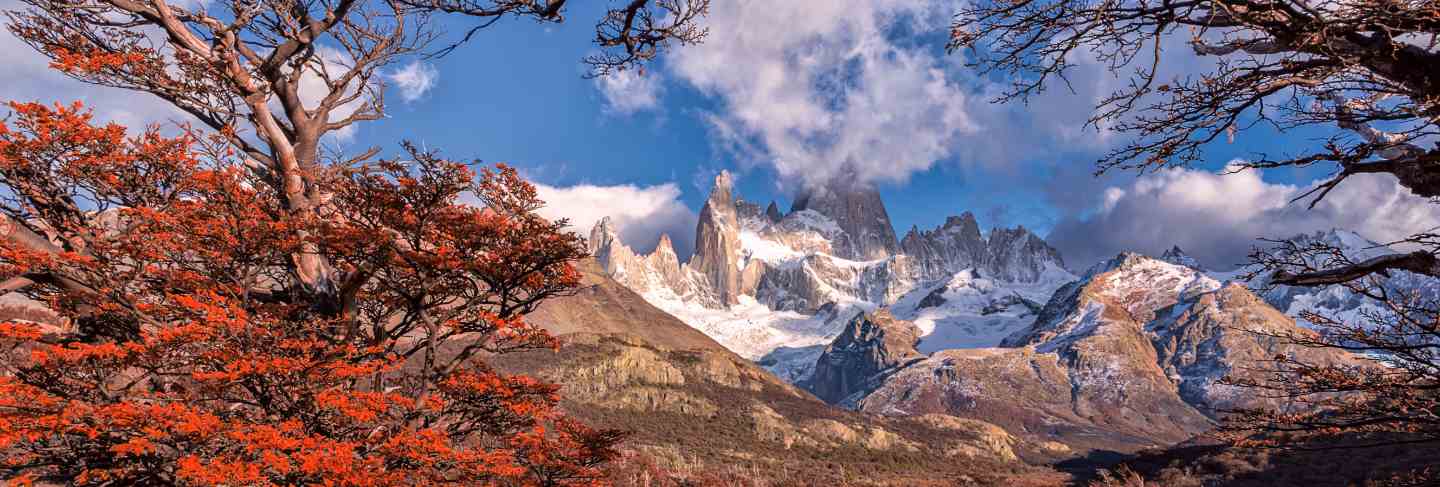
[[0, 170, 1422, 484], [585, 171, 1414, 457]]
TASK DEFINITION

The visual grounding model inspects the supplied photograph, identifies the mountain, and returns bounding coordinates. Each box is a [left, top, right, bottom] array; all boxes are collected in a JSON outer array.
[[1234, 229, 1440, 329], [900, 212, 1068, 284], [588, 173, 1075, 388], [1159, 245, 1202, 270], [690, 171, 745, 306], [853, 254, 1362, 452], [883, 268, 1066, 354], [512, 259, 1062, 484], [789, 172, 900, 261]]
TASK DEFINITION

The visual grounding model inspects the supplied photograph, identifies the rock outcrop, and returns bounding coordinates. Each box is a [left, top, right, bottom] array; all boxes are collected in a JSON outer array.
[[805, 310, 923, 404]]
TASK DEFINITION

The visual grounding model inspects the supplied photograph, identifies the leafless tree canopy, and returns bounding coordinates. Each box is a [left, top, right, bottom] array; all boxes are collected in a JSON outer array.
[[952, 0, 1440, 452], [951, 0, 1440, 280], [952, 0, 1440, 195]]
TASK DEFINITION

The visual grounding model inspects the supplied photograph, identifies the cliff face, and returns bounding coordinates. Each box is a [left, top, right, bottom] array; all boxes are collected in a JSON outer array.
[[1147, 282, 1362, 413], [690, 172, 744, 306], [804, 310, 923, 405]]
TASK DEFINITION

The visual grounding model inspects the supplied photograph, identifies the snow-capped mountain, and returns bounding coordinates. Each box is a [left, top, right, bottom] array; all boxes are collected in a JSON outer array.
[[588, 171, 1071, 382], [584, 174, 1420, 453], [850, 254, 1362, 452], [888, 267, 1070, 353], [1233, 229, 1440, 328]]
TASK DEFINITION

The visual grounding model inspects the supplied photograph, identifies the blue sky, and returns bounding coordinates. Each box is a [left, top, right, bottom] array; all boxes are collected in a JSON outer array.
[[2, 0, 1434, 270]]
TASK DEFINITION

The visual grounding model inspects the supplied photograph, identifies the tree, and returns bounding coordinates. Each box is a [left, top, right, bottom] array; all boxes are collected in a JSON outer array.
[[0, 100, 621, 485], [948, 0, 1440, 453], [5, 0, 708, 302], [0, 3, 708, 482]]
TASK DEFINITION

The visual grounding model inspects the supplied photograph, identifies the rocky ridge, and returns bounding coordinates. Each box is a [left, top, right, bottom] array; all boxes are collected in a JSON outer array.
[[844, 254, 1362, 452], [589, 171, 1071, 382], [1235, 229, 1440, 329]]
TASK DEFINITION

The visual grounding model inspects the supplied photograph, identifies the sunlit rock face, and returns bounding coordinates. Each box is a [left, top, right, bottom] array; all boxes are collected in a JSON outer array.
[[690, 171, 744, 306]]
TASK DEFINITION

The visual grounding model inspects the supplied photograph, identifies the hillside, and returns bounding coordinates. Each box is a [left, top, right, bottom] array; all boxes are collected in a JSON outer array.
[[508, 258, 1064, 485]]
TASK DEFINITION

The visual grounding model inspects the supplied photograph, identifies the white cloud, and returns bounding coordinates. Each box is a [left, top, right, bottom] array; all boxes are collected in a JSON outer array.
[[1047, 164, 1440, 270], [654, 0, 1230, 189], [594, 68, 662, 114], [389, 61, 438, 103], [534, 182, 698, 260], [667, 0, 977, 187]]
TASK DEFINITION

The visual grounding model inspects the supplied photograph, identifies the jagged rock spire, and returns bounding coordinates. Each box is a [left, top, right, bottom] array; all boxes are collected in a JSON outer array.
[[764, 201, 783, 222], [589, 216, 619, 260], [691, 171, 743, 306]]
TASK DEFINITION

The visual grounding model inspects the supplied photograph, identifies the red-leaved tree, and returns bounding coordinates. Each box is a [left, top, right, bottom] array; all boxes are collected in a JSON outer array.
[[0, 101, 620, 485]]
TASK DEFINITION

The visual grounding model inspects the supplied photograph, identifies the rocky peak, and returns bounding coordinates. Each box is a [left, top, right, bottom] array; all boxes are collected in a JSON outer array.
[[900, 214, 1066, 284], [691, 171, 743, 306], [588, 217, 628, 271], [789, 175, 899, 261], [765, 201, 783, 223], [1005, 252, 1220, 348], [983, 226, 1066, 283], [1159, 245, 1203, 270], [655, 233, 676, 256], [942, 212, 982, 238], [804, 310, 923, 405], [647, 233, 683, 281]]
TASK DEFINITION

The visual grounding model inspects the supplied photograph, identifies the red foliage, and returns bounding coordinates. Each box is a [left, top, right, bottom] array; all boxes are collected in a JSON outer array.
[[0, 102, 620, 485]]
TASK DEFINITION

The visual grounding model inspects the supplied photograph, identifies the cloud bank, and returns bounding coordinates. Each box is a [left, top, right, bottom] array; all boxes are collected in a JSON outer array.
[[534, 183, 698, 261], [1048, 165, 1440, 270], [666, 0, 978, 187]]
